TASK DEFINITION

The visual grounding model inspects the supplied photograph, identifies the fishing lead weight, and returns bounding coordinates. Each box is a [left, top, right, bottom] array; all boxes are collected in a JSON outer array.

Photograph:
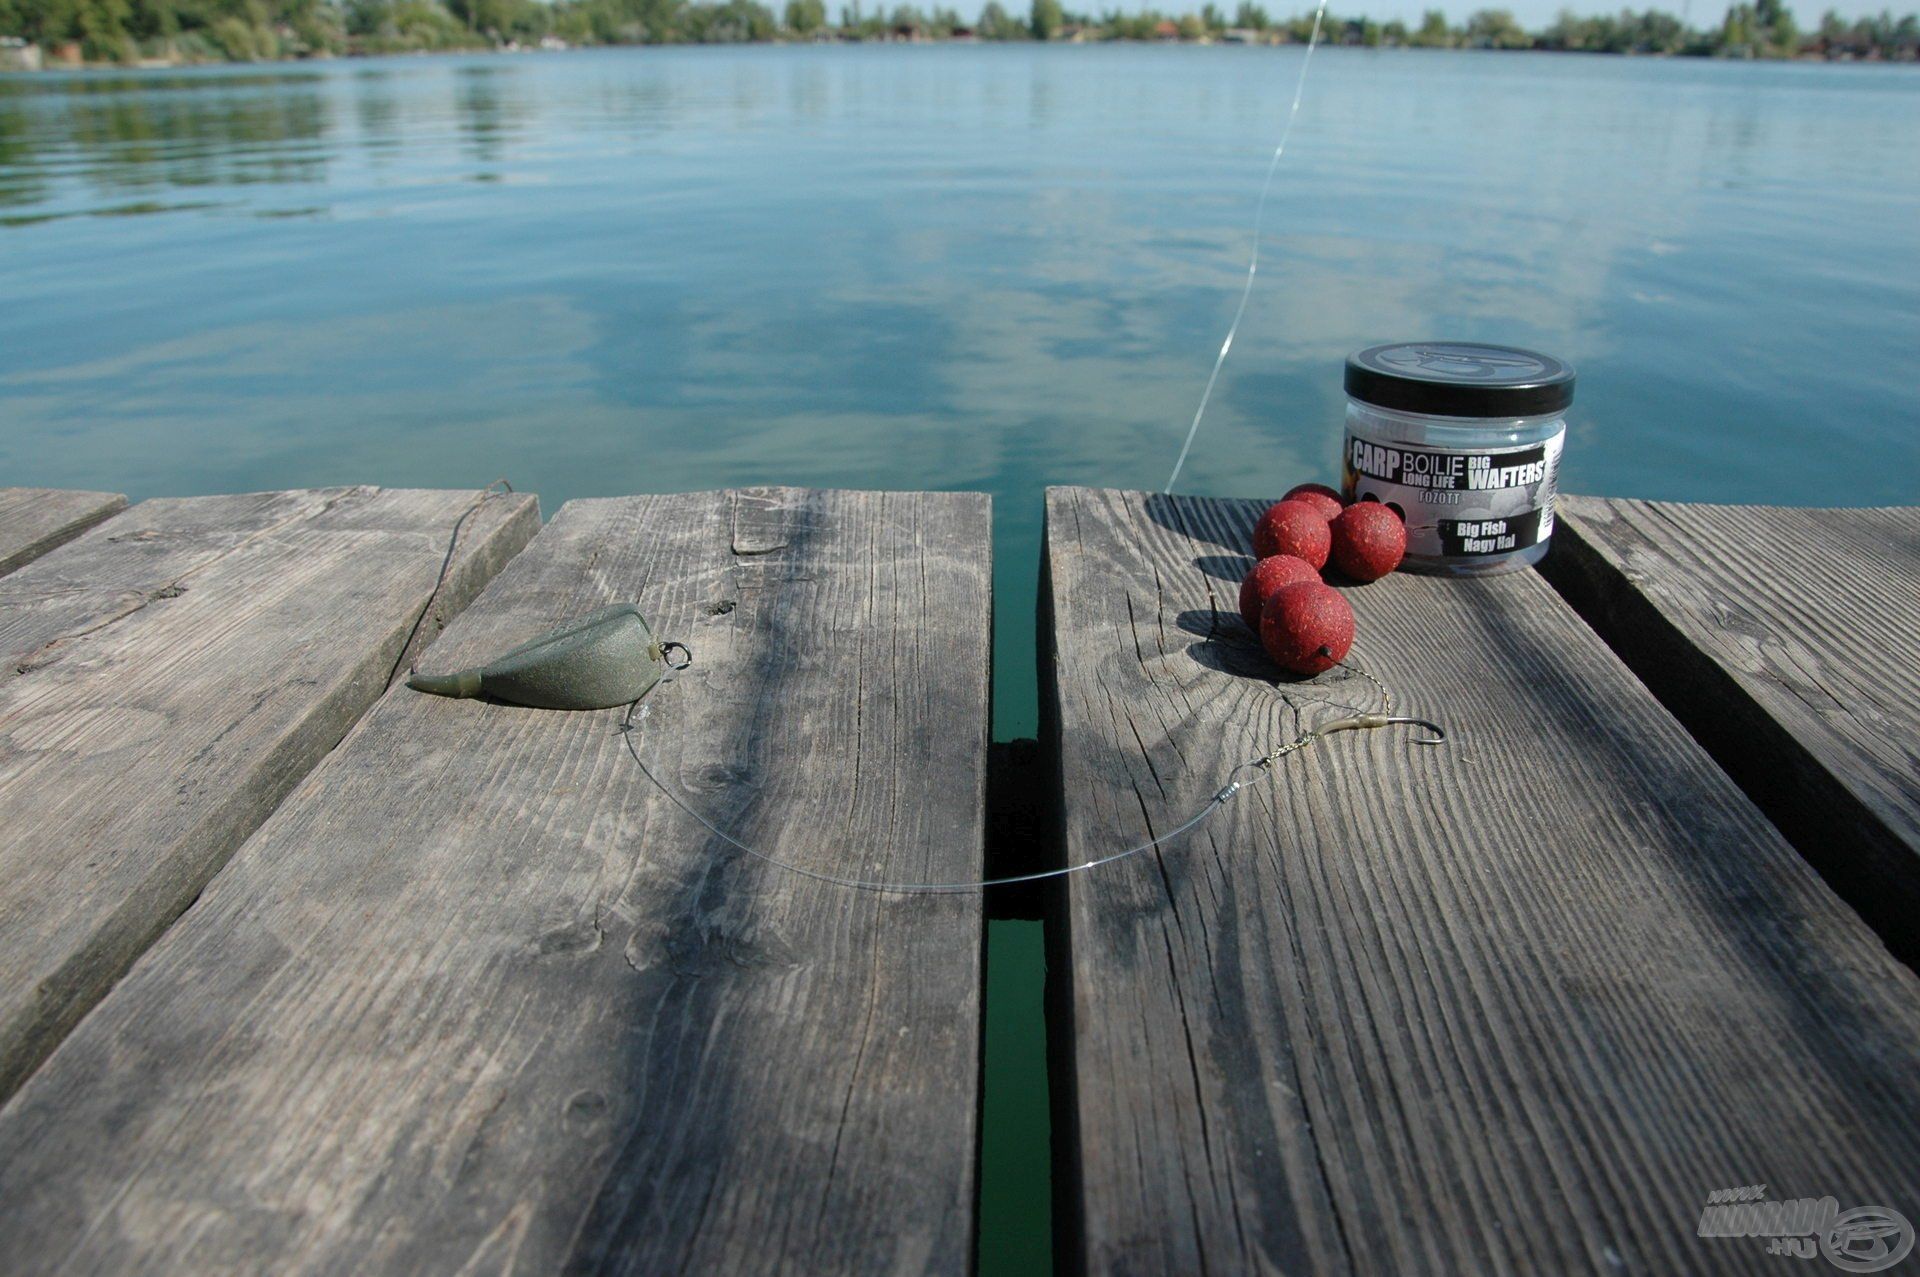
[[408, 604, 690, 710]]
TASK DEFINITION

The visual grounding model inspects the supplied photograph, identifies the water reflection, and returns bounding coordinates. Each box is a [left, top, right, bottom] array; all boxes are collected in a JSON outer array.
[[1, 198, 224, 226], [0, 96, 46, 206], [454, 64, 515, 168], [72, 92, 329, 187], [786, 64, 828, 121], [2, 68, 327, 95], [0, 70, 332, 205], [353, 72, 404, 158]]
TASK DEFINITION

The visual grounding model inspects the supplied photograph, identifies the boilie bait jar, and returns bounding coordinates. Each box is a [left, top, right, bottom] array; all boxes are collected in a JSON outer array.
[[1341, 341, 1575, 576]]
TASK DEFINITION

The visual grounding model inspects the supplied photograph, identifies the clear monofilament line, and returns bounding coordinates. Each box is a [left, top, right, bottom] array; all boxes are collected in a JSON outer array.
[[1164, 0, 1331, 496], [390, 477, 515, 689], [620, 693, 1441, 895], [620, 698, 1236, 893]]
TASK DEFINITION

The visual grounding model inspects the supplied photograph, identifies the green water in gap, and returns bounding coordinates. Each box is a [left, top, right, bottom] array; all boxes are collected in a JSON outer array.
[[979, 919, 1052, 1275]]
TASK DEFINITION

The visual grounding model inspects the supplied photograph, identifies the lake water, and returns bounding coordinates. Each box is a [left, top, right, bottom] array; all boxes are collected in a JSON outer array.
[[5, 48, 1920, 736], [3, 44, 1917, 1274]]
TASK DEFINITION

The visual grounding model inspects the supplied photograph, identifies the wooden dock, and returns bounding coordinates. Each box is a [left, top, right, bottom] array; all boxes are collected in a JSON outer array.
[[0, 487, 989, 1275], [0, 487, 126, 578], [0, 483, 1915, 1275], [1545, 498, 1920, 966], [1040, 489, 1920, 1275], [0, 486, 539, 1103]]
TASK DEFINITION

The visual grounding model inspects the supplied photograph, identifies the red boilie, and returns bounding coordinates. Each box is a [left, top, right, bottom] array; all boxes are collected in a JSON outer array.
[[1238, 554, 1319, 631], [1240, 481, 1408, 677], [1252, 499, 1331, 569]]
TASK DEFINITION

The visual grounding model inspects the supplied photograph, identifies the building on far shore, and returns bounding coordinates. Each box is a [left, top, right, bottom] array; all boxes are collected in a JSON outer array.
[[0, 37, 44, 71]]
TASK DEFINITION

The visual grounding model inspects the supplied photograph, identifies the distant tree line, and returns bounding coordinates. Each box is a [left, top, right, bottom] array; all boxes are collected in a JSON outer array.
[[1, 0, 1914, 67]]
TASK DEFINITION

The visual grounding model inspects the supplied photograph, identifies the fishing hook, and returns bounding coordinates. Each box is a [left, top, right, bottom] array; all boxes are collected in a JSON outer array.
[[1310, 714, 1447, 746]]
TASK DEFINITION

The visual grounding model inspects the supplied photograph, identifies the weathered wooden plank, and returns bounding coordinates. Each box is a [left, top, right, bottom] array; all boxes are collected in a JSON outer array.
[[0, 487, 127, 577], [1545, 498, 1920, 965], [0, 488, 991, 1276], [0, 485, 539, 1103], [1043, 487, 1920, 1276]]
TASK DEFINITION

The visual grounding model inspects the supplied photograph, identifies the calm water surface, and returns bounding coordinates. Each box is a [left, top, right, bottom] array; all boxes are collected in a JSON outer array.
[[3, 48, 1919, 730], [3, 44, 1918, 1274]]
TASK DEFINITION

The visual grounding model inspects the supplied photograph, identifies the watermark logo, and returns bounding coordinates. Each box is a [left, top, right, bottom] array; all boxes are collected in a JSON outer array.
[[1698, 1186, 1914, 1271]]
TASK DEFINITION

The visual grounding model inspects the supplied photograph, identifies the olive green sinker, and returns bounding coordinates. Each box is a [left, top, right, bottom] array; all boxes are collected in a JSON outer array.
[[407, 604, 684, 710]]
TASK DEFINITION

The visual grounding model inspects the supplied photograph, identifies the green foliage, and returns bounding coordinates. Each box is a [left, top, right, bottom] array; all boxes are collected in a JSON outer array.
[[1721, 0, 1757, 49], [1567, 7, 1689, 50], [975, 0, 1024, 36], [1027, 0, 1058, 38], [354, 0, 482, 49], [206, 12, 264, 55], [1411, 7, 1456, 44], [1753, 0, 1799, 47], [1716, 0, 1798, 51], [677, 0, 778, 41], [1814, 9, 1918, 57], [1092, 6, 1147, 37], [784, 0, 824, 31], [443, 0, 547, 39], [1465, 6, 1530, 45]]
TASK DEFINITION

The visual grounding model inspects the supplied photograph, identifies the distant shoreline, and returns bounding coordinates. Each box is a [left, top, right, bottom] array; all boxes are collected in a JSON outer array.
[[5, 47, 1917, 77], [2, 1, 1916, 75], [7, 42, 1920, 72]]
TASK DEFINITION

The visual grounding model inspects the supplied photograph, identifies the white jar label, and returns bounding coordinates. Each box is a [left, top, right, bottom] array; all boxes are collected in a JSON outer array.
[[1341, 432, 1564, 560]]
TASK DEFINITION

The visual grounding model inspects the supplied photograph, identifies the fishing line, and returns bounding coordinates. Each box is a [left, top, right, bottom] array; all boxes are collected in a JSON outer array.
[[1164, 0, 1331, 495], [618, 658, 1442, 895], [389, 477, 515, 689]]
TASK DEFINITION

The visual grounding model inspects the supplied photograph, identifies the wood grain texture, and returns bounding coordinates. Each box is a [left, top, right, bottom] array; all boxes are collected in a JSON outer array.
[[1043, 487, 1920, 1276], [0, 486, 539, 1102], [1546, 498, 1920, 965], [0, 487, 126, 577], [0, 488, 991, 1277]]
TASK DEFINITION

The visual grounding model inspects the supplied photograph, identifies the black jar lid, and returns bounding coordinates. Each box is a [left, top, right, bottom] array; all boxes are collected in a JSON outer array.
[[1345, 342, 1575, 418]]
